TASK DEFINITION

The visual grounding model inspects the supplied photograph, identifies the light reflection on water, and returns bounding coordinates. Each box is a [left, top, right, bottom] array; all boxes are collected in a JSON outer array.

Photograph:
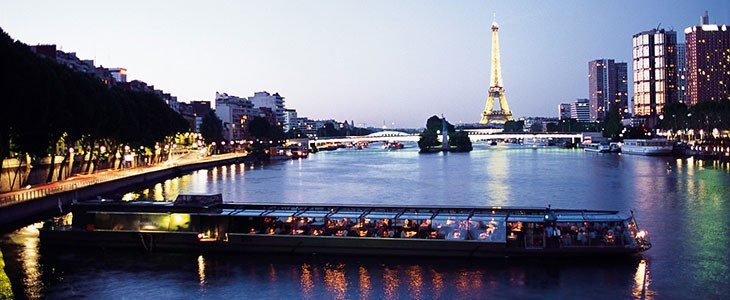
[[1, 148, 730, 298]]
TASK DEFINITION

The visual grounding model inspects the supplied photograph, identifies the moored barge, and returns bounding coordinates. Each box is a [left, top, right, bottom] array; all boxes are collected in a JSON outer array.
[[40, 194, 652, 258]]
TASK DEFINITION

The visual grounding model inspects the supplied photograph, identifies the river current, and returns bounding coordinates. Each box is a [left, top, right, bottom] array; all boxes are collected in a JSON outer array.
[[1, 144, 729, 299]]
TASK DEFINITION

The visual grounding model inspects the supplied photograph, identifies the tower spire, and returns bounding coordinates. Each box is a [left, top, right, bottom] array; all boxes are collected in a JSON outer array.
[[480, 14, 513, 124]]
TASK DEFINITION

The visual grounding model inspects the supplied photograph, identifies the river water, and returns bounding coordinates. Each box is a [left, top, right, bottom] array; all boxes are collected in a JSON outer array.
[[1, 144, 729, 299]]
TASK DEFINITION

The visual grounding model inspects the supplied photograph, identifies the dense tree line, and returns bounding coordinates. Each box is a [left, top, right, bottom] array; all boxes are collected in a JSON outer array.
[[0, 28, 188, 188], [418, 115, 471, 152], [315, 123, 372, 137], [660, 100, 730, 133]]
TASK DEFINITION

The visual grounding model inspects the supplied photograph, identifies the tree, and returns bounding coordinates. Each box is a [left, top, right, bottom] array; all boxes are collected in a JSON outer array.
[[200, 110, 224, 143], [448, 131, 472, 152], [530, 122, 543, 133], [426, 115, 454, 133], [546, 123, 558, 132], [503, 120, 524, 133], [602, 105, 623, 141], [418, 129, 440, 152], [316, 123, 343, 137]]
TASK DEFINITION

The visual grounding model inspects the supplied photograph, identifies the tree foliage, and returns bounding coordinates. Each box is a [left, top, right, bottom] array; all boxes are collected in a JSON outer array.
[[660, 100, 730, 132], [200, 110, 223, 142], [602, 105, 624, 141], [448, 130, 472, 152], [503, 120, 524, 133], [0, 27, 188, 185]]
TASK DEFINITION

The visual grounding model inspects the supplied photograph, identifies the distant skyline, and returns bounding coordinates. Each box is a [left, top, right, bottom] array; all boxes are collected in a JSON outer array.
[[1, 0, 728, 127]]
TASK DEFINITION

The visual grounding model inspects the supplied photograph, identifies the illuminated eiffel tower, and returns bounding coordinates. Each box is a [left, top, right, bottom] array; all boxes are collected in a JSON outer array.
[[480, 17, 514, 124]]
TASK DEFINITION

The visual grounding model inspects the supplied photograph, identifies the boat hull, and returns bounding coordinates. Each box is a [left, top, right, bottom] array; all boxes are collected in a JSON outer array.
[[40, 230, 640, 258], [621, 146, 673, 156]]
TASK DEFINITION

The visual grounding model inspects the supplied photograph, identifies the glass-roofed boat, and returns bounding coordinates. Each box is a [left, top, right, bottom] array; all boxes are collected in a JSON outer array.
[[39, 194, 652, 258]]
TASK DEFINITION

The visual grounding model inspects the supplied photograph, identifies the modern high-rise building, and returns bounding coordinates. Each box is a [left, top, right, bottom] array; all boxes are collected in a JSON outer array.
[[684, 12, 730, 105], [588, 59, 628, 121], [676, 43, 687, 103], [570, 99, 590, 123], [632, 29, 678, 119]]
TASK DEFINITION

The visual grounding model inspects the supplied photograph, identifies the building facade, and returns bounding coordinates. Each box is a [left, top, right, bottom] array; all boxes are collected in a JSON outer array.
[[215, 92, 257, 141], [632, 29, 678, 118], [558, 103, 572, 120], [248, 91, 286, 127], [684, 14, 730, 105], [676, 43, 687, 103], [588, 59, 628, 121], [109, 68, 127, 83], [283, 109, 298, 132], [570, 99, 591, 123]]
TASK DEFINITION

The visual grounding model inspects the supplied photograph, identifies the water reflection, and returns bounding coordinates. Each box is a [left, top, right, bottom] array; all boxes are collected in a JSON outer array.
[[197, 255, 206, 288], [430, 267, 444, 298], [632, 259, 653, 299], [382, 266, 399, 300], [406, 265, 423, 299], [323, 263, 347, 300], [300, 263, 314, 298], [358, 266, 370, 300]]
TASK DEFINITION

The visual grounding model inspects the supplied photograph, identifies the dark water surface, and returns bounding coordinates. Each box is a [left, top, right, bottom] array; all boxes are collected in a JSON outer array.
[[2, 146, 730, 299]]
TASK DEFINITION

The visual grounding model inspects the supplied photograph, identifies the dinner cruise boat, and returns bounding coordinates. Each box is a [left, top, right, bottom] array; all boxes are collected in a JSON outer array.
[[584, 143, 610, 153], [621, 139, 674, 156], [40, 194, 652, 258]]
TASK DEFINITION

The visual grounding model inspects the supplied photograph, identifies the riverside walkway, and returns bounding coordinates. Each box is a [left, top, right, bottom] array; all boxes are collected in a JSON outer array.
[[0, 151, 246, 208]]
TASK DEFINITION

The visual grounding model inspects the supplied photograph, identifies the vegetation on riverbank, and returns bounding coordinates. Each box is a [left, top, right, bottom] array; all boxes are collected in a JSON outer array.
[[0, 28, 188, 190]]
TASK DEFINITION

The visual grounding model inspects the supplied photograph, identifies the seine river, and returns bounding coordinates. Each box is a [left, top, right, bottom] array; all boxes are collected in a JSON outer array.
[[2, 144, 729, 299]]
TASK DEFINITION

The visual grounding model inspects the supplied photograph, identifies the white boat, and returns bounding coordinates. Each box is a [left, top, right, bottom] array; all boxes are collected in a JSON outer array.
[[584, 143, 610, 153], [621, 139, 673, 156]]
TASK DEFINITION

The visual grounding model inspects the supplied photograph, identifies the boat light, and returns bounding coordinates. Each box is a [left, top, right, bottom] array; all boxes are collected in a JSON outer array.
[[637, 230, 647, 239]]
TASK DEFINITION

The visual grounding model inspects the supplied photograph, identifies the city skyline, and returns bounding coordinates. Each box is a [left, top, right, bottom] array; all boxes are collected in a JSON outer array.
[[1, 0, 728, 127]]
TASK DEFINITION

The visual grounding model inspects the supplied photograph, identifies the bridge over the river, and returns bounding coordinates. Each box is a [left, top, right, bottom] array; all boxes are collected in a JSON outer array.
[[312, 129, 584, 145]]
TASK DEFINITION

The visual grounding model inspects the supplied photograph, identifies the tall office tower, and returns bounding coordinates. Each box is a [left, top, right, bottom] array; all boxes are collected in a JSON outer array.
[[588, 59, 628, 121], [632, 29, 678, 118], [676, 44, 687, 103], [685, 12, 730, 105]]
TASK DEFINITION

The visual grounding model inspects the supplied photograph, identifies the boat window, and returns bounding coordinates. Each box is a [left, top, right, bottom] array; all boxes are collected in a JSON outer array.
[[470, 215, 506, 242], [582, 221, 628, 246], [94, 213, 173, 231], [524, 222, 545, 249], [431, 215, 467, 240], [168, 214, 192, 231], [265, 210, 299, 218]]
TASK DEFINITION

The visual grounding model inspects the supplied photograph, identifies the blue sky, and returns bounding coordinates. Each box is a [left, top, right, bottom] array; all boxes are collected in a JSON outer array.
[[1, 0, 728, 127]]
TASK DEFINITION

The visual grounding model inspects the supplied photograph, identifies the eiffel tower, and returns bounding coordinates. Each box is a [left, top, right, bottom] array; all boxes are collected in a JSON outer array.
[[480, 17, 514, 124]]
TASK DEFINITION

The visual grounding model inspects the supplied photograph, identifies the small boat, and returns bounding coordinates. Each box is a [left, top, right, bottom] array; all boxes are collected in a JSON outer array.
[[40, 194, 652, 258], [584, 143, 610, 153], [621, 139, 673, 156], [383, 141, 404, 150]]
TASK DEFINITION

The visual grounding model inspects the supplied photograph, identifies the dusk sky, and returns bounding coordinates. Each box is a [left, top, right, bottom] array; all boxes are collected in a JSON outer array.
[[1, 0, 728, 127]]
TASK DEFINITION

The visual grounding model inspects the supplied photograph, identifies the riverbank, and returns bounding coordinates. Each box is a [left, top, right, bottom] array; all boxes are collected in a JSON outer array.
[[0, 152, 248, 231]]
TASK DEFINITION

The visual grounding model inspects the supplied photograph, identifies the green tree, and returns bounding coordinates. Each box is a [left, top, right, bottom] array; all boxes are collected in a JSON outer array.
[[448, 131, 472, 152], [425, 115, 454, 133], [418, 129, 440, 152], [503, 120, 524, 132], [530, 122, 543, 133], [602, 105, 624, 141], [200, 110, 224, 143]]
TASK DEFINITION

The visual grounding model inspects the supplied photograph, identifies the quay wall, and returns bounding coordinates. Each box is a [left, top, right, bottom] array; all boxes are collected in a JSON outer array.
[[0, 155, 246, 231]]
